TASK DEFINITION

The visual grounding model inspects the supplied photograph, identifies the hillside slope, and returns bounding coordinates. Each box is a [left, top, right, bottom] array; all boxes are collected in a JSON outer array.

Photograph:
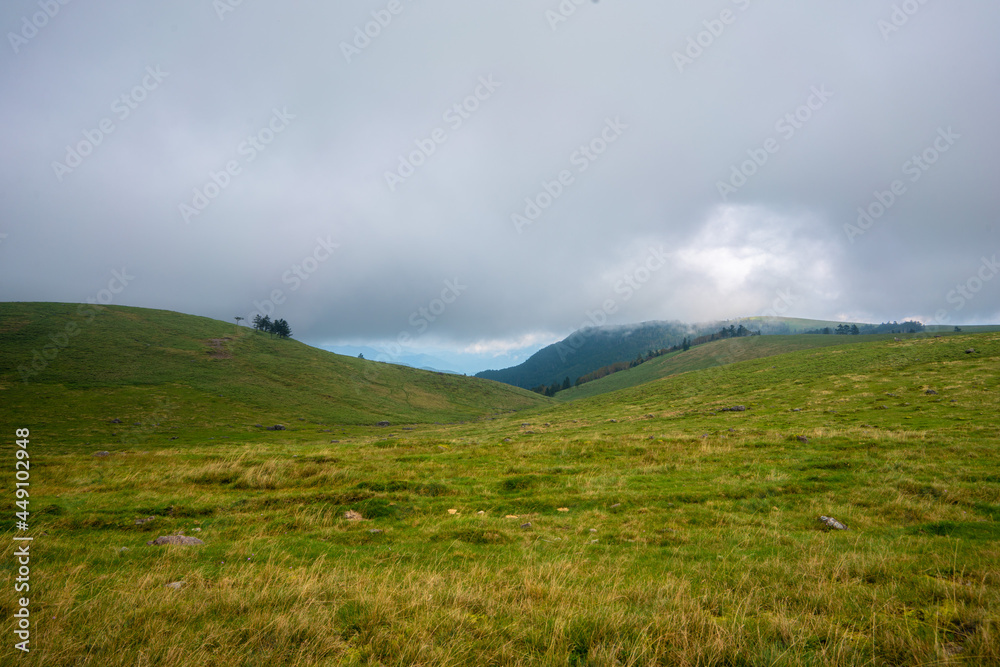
[[475, 317, 920, 391], [0, 303, 548, 445], [556, 333, 904, 401]]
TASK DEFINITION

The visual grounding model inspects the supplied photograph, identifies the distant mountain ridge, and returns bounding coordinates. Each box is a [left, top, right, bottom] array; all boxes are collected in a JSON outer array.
[[474, 317, 925, 390]]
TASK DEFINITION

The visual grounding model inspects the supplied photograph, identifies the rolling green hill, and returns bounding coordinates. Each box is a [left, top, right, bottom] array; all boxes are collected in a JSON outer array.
[[0, 303, 548, 449], [476, 317, 933, 392], [556, 333, 924, 401]]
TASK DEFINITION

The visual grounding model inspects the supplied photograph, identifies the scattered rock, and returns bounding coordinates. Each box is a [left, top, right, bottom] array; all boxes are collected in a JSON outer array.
[[557, 507, 569, 512], [505, 515, 519, 519], [118, 547, 129, 554], [925, 389, 938, 395], [503, 438, 512, 443], [447, 509, 459, 515], [330, 440, 340, 443], [368, 529, 383, 534], [134, 516, 156, 525], [477, 510, 485, 515], [265, 425, 285, 431], [610, 503, 620, 508], [146, 535, 205, 546], [796, 436, 809, 443], [609, 419, 618, 423], [520, 522, 532, 530], [376, 421, 390, 427], [894, 337, 901, 342], [818, 516, 848, 531], [110, 418, 122, 424], [93, 451, 111, 457], [521, 423, 531, 427], [965, 348, 976, 354], [170, 437, 178, 440], [720, 405, 746, 412], [543, 423, 551, 427], [646, 414, 656, 419], [791, 408, 801, 412], [193, 527, 201, 532], [164, 581, 187, 590], [343, 510, 365, 521], [589, 528, 597, 533]]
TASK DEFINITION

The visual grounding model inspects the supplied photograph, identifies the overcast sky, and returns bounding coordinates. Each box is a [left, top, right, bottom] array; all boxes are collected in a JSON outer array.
[[1, 1, 998, 372]]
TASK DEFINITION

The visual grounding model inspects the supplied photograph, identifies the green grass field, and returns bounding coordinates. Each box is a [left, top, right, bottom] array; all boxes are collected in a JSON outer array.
[[2, 305, 999, 665]]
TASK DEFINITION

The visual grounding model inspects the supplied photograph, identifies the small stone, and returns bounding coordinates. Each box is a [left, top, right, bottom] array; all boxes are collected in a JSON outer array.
[[797, 436, 808, 443], [376, 421, 390, 427], [93, 451, 110, 457], [505, 515, 519, 519], [925, 389, 938, 395], [520, 522, 532, 529], [611, 503, 620, 508], [965, 348, 975, 354], [265, 425, 285, 431], [477, 510, 485, 515], [609, 419, 618, 423], [343, 510, 365, 521], [193, 527, 201, 532], [368, 529, 383, 534], [589, 528, 597, 533], [557, 507, 569, 512], [164, 581, 186, 590], [818, 516, 848, 530], [447, 509, 458, 515]]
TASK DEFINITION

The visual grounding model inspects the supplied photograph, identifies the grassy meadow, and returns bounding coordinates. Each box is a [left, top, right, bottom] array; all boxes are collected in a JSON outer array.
[[1, 304, 999, 665]]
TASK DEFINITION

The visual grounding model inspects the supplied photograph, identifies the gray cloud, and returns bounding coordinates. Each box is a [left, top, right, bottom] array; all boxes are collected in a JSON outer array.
[[2, 0, 998, 368]]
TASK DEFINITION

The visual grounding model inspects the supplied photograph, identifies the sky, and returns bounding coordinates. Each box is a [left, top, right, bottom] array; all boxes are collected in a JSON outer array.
[[1, 1, 998, 374]]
